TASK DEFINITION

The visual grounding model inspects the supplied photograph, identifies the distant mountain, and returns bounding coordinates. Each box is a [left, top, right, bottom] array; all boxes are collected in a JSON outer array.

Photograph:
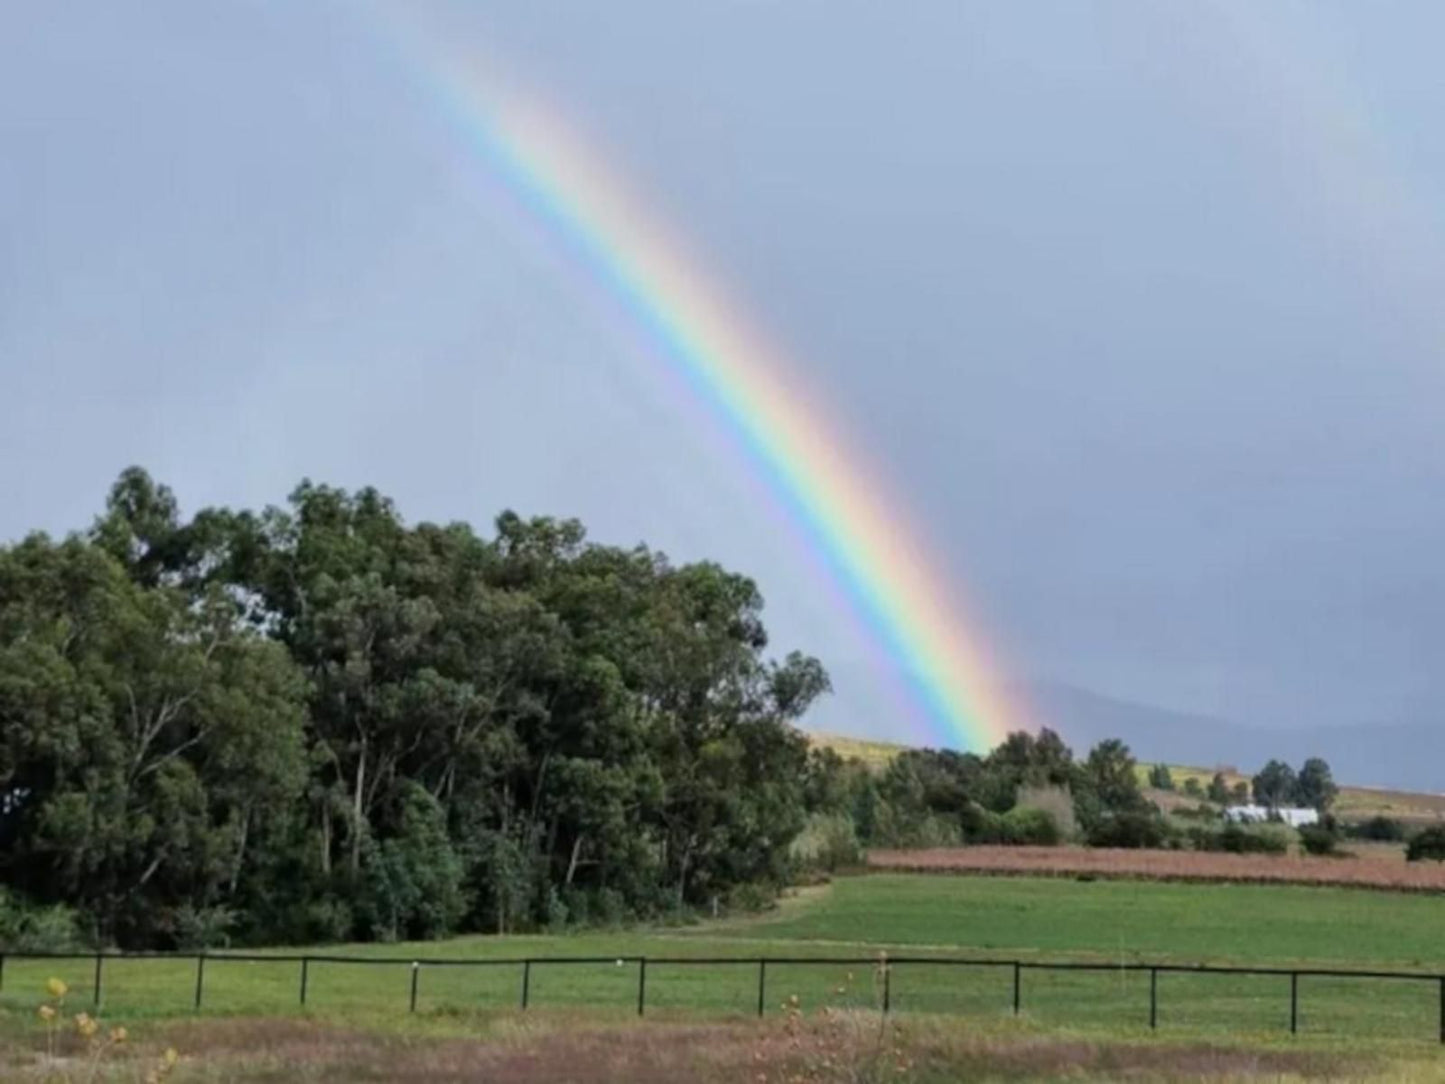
[[1018, 680, 1445, 792]]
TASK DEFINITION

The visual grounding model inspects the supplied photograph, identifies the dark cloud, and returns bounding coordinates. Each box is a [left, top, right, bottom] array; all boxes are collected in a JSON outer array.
[[4, 2, 1444, 776]]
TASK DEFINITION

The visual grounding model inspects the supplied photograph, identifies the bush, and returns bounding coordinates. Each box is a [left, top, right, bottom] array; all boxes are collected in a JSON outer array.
[[1297, 823, 1342, 857], [1189, 823, 1289, 855], [1086, 810, 1169, 849], [999, 806, 1061, 846], [725, 882, 777, 914], [0, 888, 85, 952], [790, 812, 864, 872], [1406, 826, 1445, 862], [1346, 815, 1406, 842], [1182, 778, 1204, 799], [172, 905, 238, 950], [1015, 785, 1077, 839], [869, 804, 963, 849], [796, 813, 862, 869]]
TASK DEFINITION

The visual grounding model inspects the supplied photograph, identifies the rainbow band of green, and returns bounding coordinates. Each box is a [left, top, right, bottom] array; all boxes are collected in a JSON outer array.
[[375, 20, 1021, 751]]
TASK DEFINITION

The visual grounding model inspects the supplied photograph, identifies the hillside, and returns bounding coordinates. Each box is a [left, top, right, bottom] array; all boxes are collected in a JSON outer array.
[[808, 733, 1445, 825]]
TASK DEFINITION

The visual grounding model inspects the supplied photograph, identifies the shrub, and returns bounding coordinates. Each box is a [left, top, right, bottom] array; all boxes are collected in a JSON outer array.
[[1298, 823, 1342, 857], [725, 882, 777, 914], [591, 887, 629, 928], [869, 803, 962, 849], [1406, 826, 1445, 862], [1189, 823, 1289, 855], [999, 806, 1061, 846], [1015, 785, 1077, 839], [790, 812, 864, 872], [0, 888, 85, 952], [1086, 810, 1169, 849], [172, 905, 238, 951], [1182, 777, 1204, 799], [968, 808, 1006, 844], [1347, 815, 1406, 842]]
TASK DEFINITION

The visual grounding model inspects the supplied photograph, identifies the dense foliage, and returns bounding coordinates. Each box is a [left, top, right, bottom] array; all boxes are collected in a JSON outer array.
[[1251, 757, 1338, 811], [1406, 826, 1445, 863], [0, 470, 829, 947], [799, 727, 1161, 853]]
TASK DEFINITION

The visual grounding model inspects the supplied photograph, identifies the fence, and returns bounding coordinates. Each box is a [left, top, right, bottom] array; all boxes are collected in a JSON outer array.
[[4, 951, 1444, 1043]]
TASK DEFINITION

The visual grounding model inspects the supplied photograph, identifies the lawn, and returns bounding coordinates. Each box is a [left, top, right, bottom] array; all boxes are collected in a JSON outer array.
[[6, 873, 1445, 1048]]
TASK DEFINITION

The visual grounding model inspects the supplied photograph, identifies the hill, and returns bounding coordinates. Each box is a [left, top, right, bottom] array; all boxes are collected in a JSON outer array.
[[1015, 680, 1445, 793], [808, 732, 1445, 825]]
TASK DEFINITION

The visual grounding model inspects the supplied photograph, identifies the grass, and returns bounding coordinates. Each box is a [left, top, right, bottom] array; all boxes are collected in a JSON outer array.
[[9, 873, 1445, 1078]]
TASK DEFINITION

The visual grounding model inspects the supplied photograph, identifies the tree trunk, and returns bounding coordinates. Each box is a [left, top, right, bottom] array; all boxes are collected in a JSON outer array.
[[351, 743, 367, 875], [565, 835, 584, 887]]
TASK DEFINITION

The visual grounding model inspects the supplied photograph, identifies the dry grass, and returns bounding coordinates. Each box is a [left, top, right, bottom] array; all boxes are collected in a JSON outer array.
[[0, 1012, 1391, 1083], [810, 734, 909, 771], [867, 846, 1445, 892], [1336, 787, 1445, 825]]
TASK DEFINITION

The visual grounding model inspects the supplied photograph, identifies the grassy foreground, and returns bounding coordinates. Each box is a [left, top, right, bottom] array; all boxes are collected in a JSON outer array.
[[7, 873, 1445, 1079]]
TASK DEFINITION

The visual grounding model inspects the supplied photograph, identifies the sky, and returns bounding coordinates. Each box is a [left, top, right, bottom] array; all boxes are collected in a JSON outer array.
[[4, 1, 1445, 750]]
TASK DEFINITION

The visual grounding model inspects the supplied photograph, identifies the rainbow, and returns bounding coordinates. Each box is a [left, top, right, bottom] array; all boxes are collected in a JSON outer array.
[[370, 16, 1026, 751]]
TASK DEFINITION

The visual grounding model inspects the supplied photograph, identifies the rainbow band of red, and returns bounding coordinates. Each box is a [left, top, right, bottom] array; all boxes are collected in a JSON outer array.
[[375, 18, 1024, 751]]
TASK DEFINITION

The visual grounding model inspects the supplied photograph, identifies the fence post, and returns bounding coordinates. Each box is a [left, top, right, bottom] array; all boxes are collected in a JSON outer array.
[[637, 958, 647, 1017], [757, 960, 767, 1018], [93, 952, 103, 1008], [1289, 972, 1298, 1035], [883, 961, 891, 1015], [521, 960, 531, 1010], [410, 962, 420, 1013], [300, 958, 309, 1007], [1149, 967, 1158, 1029], [193, 953, 206, 1011], [1012, 962, 1021, 1015]]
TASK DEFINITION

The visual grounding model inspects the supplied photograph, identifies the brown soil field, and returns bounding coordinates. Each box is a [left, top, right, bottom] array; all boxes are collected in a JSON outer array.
[[867, 846, 1445, 892]]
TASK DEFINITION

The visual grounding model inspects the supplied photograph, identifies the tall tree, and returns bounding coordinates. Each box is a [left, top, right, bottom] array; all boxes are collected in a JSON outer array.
[[1251, 760, 1298, 809], [1295, 758, 1338, 812], [0, 534, 306, 944]]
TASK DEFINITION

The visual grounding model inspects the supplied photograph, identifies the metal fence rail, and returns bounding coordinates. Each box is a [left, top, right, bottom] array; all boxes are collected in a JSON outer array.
[[3, 950, 1443, 1043]]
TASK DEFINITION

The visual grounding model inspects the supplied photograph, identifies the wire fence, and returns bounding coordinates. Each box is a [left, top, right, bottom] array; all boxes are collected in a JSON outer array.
[[3, 950, 1443, 1043]]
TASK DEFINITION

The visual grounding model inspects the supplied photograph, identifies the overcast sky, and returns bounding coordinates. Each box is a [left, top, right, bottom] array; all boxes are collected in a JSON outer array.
[[5, 1, 1445, 745]]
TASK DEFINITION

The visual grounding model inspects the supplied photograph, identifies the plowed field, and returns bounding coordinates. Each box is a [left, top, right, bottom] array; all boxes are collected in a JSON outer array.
[[867, 846, 1445, 891]]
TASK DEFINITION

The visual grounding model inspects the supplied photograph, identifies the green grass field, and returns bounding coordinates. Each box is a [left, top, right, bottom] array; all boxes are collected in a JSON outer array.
[[6, 873, 1445, 1046]]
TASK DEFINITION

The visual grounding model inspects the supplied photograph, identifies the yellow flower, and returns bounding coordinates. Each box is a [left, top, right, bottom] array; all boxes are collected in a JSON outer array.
[[74, 1012, 99, 1038], [37, 1004, 56, 1022], [110, 1025, 129, 1044], [46, 977, 69, 999], [164, 1047, 179, 1066]]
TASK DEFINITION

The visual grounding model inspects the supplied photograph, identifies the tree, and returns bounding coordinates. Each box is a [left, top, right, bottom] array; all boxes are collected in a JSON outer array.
[[1182, 777, 1203, 799], [1206, 772, 1230, 805], [0, 534, 307, 944], [1147, 764, 1175, 791], [2, 469, 835, 946], [1230, 781, 1250, 804], [1294, 758, 1338, 812], [1251, 760, 1298, 809], [1082, 739, 1144, 813]]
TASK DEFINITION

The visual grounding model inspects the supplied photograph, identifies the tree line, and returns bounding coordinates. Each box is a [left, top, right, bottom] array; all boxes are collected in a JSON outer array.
[[1, 470, 828, 948], [1147, 758, 1338, 812]]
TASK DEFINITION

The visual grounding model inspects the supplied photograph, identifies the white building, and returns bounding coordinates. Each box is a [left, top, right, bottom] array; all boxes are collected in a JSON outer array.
[[1224, 804, 1319, 827]]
